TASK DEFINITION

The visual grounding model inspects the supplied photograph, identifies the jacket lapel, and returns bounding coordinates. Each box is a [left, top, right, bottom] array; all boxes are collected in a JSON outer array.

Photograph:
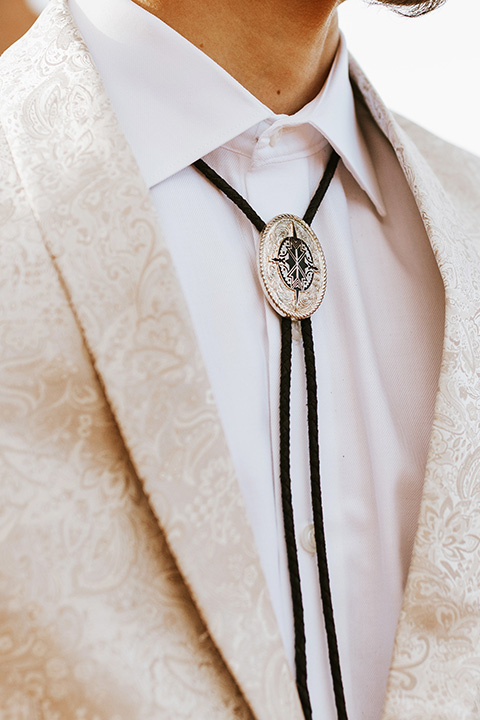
[[351, 60, 480, 718], [0, 3, 303, 719]]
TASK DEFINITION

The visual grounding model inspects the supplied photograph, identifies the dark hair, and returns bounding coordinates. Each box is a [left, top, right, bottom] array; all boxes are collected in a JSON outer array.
[[375, 0, 445, 16]]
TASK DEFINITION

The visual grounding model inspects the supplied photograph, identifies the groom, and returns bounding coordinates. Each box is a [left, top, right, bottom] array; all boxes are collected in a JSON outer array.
[[1, 0, 479, 718]]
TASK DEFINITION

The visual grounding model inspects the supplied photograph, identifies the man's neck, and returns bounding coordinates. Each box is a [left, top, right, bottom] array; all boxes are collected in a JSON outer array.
[[132, 0, 341, 114]]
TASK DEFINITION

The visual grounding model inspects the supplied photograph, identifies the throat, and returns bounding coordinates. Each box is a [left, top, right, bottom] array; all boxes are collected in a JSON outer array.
[[131, 0, 341, 114]]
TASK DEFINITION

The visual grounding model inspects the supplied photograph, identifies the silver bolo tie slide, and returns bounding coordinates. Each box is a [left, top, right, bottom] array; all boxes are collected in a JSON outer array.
[[258, 213, 327, 319]]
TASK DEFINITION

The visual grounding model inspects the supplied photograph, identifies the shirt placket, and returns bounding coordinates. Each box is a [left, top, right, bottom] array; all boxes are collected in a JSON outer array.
[[244, 127, 338, 719]]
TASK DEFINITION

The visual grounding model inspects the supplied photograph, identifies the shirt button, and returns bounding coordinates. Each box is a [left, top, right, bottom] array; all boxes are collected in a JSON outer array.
[[301, 523, 316, 554], [269, 128, 283, 147]]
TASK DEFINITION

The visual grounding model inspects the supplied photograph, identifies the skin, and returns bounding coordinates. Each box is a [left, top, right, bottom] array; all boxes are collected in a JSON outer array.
[[133, 0, 342, 114], [0, 0, 37, 54], [132, 0, 443, 114]]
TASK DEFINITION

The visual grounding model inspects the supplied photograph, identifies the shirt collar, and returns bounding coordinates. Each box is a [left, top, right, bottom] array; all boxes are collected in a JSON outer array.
[[69, 0, 386, 215], [291, 40, 386, 215]]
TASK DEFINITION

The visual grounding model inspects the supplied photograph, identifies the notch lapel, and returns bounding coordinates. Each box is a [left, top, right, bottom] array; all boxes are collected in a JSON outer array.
[[351, 60, 480, 718], [0, 3, 303, 719]]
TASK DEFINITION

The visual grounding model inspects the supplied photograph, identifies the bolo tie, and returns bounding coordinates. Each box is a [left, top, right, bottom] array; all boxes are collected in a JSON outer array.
[[193, 148, 348, 720]]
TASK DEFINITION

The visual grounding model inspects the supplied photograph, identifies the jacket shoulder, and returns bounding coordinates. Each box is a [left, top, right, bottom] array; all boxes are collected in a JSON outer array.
[[395, 114, 480, 215]]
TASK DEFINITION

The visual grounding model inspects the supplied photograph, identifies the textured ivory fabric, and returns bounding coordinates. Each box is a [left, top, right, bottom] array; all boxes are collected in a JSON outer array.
[[1, 2, 480, 719], [66, 2, 445, 718]]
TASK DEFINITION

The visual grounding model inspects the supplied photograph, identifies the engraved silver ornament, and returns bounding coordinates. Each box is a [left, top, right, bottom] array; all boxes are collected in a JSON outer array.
[[258, 214, 327, 320]]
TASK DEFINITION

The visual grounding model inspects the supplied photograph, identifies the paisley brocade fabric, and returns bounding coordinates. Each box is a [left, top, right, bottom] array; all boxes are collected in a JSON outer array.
[[0, 3, 301, 719], [0, 59, 253, 720], [0, 2, 480, 719], [350, 69, 480, 718]]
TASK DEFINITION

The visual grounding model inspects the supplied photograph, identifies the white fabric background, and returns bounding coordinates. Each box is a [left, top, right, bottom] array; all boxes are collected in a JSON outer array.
[[339, 0, 480, 156]]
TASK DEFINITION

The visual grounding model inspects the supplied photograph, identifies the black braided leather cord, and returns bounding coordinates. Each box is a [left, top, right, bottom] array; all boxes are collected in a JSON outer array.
[[193, 159, 265, 232], [301, 317, 348, 720], [303, 151, 340, 226], [280, 316, 312, 720], [193, 150, 347, 720]]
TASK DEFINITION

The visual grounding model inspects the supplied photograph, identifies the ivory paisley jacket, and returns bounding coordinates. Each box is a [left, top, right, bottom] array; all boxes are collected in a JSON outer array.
[[1, 2, 480, 718]]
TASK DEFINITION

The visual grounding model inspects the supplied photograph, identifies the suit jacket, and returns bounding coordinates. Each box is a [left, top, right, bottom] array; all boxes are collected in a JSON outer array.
[[1, 1, 480, 718]]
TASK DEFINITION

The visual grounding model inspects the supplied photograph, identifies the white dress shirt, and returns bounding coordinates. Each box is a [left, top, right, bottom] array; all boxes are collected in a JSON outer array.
[[68, 0, 445, 717]]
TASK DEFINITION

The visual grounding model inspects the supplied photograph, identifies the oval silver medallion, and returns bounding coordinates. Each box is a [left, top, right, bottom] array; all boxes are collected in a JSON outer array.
[[258, 214, 327, 320]]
